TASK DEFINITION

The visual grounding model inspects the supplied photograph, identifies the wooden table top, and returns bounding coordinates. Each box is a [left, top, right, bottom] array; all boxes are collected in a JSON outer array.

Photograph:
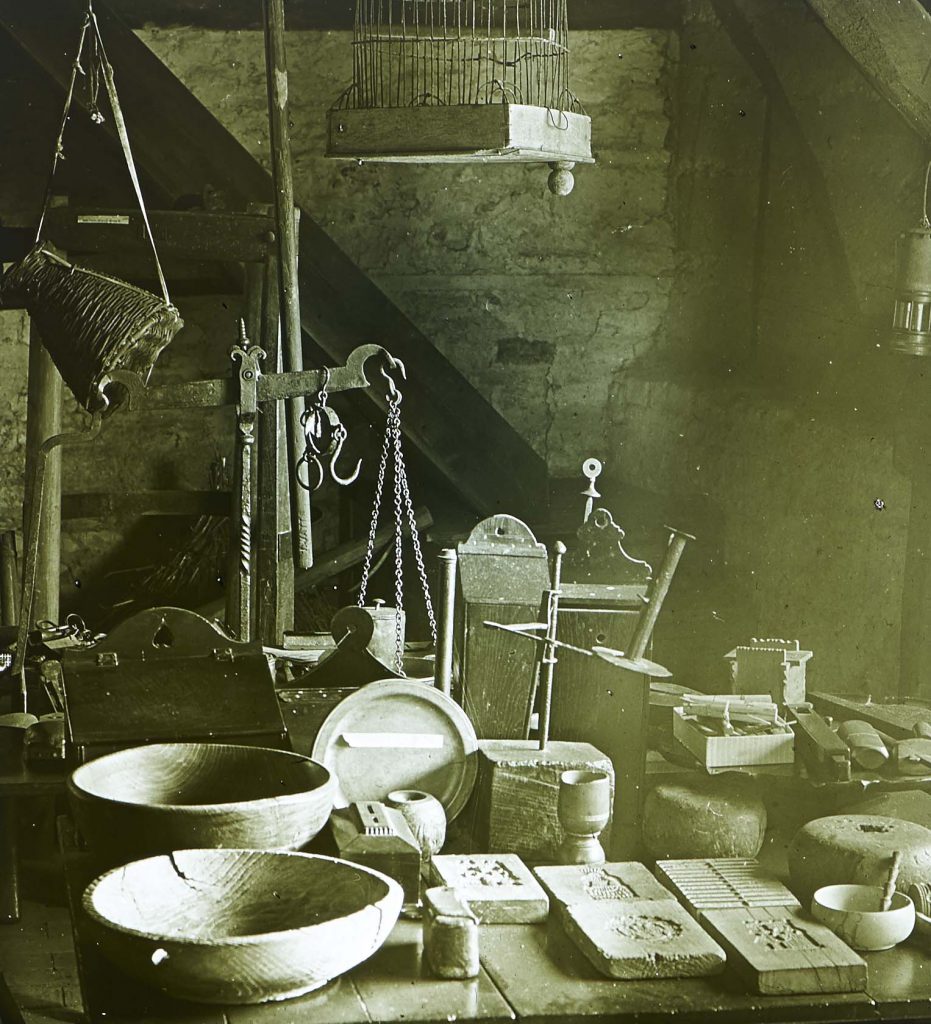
[[68, 891, 931, 1024]]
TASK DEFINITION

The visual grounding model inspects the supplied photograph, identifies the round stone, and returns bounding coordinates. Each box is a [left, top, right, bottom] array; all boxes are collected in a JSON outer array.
[[788, 814, 931, 903], [642, 773, 767, 860]]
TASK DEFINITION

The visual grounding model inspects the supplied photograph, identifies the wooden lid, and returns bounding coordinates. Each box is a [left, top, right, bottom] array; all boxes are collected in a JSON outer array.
[[311, 680, 478, 820]]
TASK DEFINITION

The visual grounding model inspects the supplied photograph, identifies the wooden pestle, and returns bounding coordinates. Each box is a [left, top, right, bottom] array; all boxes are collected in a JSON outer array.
[[881, 851, 903, 912]]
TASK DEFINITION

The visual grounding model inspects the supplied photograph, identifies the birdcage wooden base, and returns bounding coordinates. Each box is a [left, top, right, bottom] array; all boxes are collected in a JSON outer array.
[[327, 104, 593, 164]]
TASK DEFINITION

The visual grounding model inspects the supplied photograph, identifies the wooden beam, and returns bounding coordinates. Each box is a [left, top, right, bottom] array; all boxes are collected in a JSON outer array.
[[0, 0, 547, 520], [805, 0, 931, 143], [40, 208, 277, 263], [104, 0, 680, 31]]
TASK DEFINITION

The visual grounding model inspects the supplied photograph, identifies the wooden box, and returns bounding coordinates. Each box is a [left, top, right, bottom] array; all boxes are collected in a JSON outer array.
[[330, 801, 422, 905], [673, 707, 794, 768], [551, 584, 650, 859], [455, 515, 550, 740], [724, 639, 812, 706]]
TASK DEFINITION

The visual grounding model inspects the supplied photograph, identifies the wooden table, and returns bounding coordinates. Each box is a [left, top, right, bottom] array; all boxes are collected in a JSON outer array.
[[0, 763, 68, 923], [65, 868, 931, 1024]]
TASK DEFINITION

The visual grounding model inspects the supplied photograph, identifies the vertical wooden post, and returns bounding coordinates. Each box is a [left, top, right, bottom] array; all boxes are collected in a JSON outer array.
[[0, 532, 18, 627], [23, 327, 61, 627], [263, 0, 314, 572], [256, 255, 295, 644]]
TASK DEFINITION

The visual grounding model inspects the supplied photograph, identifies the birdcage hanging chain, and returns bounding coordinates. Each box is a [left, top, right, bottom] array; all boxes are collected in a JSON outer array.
[[357, 382, 436, 674]]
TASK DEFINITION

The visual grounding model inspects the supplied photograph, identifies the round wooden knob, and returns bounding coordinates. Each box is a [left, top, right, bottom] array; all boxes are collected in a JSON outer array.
[[548, 161, 576, 196]]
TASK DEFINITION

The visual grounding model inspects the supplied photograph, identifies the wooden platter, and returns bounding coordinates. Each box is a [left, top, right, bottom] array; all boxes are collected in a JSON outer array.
[[311, 680, 478, 820]]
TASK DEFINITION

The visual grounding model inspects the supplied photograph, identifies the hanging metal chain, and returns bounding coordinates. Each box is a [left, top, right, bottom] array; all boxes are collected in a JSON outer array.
[[393, 406, 436, 646], [357, 376, 435, 675], [357, 405, 392, 608], [390, 396, 406, 673]]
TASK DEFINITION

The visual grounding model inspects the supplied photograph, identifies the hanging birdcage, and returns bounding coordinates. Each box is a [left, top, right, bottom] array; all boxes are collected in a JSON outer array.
[[327, 0, 593, 194]]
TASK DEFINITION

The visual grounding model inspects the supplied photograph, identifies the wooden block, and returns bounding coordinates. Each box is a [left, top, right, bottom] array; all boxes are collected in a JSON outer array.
[[534, 862, 675, 909], [471, 739, 614, 863], [423, 886, 480, 980], [559, 898, 726, 980], [430, 854, 549, 923], [793, 710, 851, 782], [700, 906, 867, 995], [654, 858, 800, 914], [330, 802, 422, 905]]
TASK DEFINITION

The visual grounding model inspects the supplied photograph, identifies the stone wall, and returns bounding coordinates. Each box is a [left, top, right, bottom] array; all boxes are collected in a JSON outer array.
[[0, 8, 923, 694], [136, 26, 676, 474]]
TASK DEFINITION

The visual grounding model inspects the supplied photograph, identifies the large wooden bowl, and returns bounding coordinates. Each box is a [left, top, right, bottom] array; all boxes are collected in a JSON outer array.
[[83, 850, 403, 1003], [68, 743, 335, 860]]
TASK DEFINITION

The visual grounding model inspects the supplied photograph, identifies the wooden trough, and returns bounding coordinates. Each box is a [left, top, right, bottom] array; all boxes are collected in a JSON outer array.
[[83, 849, 403, 1003], [68, 742, 335, 861]]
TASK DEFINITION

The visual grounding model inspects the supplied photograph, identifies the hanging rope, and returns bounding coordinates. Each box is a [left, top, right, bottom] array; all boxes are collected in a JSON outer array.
[[0, 0, 183, 415]]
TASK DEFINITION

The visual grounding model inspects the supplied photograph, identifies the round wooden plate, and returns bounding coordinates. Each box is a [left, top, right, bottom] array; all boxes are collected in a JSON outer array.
[[311, 679, 478, 820]]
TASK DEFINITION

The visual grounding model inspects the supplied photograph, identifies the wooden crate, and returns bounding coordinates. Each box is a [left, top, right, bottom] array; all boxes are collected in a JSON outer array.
[[673, 707, 794, 768]]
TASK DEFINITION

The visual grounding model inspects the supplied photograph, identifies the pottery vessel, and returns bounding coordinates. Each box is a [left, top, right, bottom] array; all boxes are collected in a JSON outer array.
[[387, 789, 446, 859], [811, 884, 915, 951], [68, 742, 335, 862], [557, 769, 611, 864], [83, 849, 403, 1003]]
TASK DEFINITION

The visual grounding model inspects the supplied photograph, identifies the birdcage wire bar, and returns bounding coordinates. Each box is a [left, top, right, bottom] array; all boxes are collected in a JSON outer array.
[[338, 0, 577, 112]]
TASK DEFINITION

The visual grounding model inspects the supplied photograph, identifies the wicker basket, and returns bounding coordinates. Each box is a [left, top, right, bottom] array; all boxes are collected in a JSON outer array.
[[0, 243, 183, 414]]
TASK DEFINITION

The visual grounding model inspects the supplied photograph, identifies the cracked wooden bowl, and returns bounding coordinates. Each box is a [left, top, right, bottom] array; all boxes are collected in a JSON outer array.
[[83, 849, 403, 1003], [68, 742, 335, 861]]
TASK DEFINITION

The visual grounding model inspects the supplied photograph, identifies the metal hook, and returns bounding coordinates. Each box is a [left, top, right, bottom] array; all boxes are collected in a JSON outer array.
[[329, 423, 362, 487], [380, 356, 407, 401]]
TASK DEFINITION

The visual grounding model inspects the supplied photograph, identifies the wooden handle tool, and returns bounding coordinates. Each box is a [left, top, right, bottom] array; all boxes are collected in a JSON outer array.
[[881, 851, 903, 912]]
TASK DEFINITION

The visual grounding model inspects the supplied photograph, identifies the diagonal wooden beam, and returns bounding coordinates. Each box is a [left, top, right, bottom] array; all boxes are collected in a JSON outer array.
[[0, 0, 547, 519], [805, 0, 931, 143]]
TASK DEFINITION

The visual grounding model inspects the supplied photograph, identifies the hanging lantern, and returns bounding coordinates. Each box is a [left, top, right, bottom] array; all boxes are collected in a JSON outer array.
[[326, 0, 593, 195], [892, 162, 931, 356]]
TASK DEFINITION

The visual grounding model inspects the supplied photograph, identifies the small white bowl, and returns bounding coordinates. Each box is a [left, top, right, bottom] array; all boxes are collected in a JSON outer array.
[[811, 884, 915, 951]]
